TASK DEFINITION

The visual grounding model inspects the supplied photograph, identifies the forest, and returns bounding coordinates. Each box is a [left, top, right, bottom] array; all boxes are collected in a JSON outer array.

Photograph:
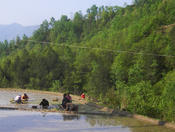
[[0, 0, 175, 122]]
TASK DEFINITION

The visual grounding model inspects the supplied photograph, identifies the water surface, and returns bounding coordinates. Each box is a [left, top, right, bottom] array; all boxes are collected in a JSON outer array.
[[0, 90, 174, 132]]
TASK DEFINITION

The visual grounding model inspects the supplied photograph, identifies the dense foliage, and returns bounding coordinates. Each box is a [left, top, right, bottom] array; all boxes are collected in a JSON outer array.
[[0, 0, 175, 121]]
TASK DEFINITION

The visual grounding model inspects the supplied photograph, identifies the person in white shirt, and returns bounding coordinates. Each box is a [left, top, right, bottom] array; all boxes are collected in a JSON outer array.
[[14, 95, 21, 103]]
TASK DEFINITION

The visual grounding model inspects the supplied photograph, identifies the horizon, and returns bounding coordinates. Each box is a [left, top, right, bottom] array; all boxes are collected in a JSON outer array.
[[0, 22, 39, 27], [0, 0, 132, 26]]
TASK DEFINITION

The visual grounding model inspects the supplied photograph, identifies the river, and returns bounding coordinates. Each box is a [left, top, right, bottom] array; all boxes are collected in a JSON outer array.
[[0, 89, 174, 132]]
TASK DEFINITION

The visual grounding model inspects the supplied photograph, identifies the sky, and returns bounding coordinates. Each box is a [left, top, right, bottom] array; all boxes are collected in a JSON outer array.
[[0, 0, 133, 26]]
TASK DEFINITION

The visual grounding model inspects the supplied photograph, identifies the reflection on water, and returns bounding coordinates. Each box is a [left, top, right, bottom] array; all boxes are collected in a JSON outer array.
[[0, 110, 129, 132], [62, 114, 80, 121], [84, 115, 174, 132], [0, 90, 174, 132], [0, 110, 174, 132]]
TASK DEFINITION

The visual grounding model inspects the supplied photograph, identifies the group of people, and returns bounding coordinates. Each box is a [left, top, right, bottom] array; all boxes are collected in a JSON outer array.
[[13, 92, 82, 112], [14, 93, 50, 109], [14, 93, 29, 103]]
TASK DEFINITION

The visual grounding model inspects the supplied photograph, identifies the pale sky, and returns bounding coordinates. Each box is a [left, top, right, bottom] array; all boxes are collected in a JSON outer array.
[[0, 0, 132, 26]]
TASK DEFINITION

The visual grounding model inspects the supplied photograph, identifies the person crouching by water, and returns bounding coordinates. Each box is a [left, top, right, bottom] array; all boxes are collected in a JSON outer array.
[[39, 99, 49, 109], [61, 93, 78, 112], [81, 93, 85, 99], [21, 93, 29, 101], [61, 93, 71, 110], [14, 95, 22, 104]]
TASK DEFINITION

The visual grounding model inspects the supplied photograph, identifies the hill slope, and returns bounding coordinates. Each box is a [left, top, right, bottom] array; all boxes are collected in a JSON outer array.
[[0, 23, 39, 41]]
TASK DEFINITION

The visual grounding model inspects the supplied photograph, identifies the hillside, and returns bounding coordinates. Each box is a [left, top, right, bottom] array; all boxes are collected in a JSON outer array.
[[0, 0, 175, 122], [0, 23, 39, 41]]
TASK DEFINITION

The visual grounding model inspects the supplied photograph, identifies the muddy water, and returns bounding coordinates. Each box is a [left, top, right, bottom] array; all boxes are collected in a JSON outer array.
[[0, 90, 174, 132]]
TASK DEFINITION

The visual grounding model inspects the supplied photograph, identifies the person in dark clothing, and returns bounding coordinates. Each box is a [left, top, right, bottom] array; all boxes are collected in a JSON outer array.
[[39, 99, 49, 109], [66, 93, 72, 103], [61, 93, 70, 109], [61, 93, 78, 112]]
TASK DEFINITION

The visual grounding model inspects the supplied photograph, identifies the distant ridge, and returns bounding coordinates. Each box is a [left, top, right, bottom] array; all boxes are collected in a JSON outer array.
[[0, 23, 39, 42]]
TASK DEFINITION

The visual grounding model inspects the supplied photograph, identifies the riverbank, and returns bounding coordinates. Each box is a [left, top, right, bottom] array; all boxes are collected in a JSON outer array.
[[1, 88, 175, 130], [0, 88, 113, 114]]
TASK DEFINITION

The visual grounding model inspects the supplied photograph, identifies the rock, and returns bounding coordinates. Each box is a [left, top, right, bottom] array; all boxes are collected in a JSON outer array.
[[52, 98, 59, 102]]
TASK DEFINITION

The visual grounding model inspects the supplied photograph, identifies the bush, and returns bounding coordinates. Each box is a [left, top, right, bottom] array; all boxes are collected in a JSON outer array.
[[50, 80, 61, 92]]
